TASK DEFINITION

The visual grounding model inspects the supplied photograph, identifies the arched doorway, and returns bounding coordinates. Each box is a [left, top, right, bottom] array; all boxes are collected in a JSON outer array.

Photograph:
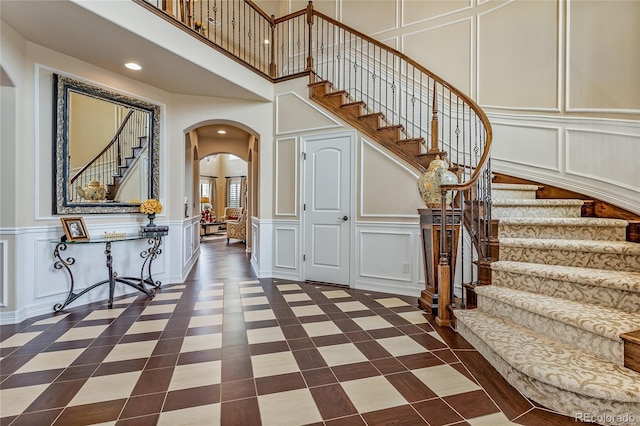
[[184, 121, 259, 252]]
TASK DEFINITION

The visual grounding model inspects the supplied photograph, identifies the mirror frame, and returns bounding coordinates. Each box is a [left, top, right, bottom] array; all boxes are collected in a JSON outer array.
[[53, 74, 161, 214]]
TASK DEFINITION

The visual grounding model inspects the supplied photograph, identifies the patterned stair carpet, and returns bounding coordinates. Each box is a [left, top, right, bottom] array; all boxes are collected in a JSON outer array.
[[455, 183, 640, 426]]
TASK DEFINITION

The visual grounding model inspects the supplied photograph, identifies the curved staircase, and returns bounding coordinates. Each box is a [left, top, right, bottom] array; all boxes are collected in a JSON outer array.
[[455, 183, 640, 425]]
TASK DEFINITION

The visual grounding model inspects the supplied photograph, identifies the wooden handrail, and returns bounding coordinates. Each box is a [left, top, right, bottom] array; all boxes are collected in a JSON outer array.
[[243, 0, 274, 24]]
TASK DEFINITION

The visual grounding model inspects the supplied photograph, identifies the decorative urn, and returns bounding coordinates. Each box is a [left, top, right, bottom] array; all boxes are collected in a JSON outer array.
[[76, 179, 106, 201], [417, 156, 458, 208]]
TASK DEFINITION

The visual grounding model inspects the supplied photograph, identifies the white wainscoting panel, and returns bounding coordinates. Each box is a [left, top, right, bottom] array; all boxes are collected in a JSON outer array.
[[491, 122, 560, 171], [274, 227, 298, 270], [566, 129, 640, 192], [354, 222, 422, 297], [0, 240, 6, 308]]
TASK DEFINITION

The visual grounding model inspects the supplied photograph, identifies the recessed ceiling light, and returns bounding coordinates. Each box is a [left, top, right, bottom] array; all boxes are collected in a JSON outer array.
[[125, 62, 142, 71], [217, 130, 227, 134]]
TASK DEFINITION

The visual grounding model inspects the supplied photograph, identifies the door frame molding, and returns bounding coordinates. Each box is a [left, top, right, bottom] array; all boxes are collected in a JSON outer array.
[[300, 130, 357, 286]]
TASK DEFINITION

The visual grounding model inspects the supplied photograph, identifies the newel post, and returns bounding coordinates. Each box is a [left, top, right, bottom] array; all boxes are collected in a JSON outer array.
[[306, 1, 314, 71], [429, 82, 440, 154]]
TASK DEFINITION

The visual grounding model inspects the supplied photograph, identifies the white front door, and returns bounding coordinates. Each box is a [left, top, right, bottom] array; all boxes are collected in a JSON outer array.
[[303, 132, 353, 285]]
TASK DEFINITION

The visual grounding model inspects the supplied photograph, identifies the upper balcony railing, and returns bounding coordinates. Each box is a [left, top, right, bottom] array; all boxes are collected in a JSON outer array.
[[135, 0, 493, 318]]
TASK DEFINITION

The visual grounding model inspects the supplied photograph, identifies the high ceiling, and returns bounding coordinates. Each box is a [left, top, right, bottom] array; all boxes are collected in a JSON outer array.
[[0, 0, 266, 100]]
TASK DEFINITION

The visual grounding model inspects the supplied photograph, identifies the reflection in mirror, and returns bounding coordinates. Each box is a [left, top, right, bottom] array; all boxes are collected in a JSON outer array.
[[53, 74, 160, 214]]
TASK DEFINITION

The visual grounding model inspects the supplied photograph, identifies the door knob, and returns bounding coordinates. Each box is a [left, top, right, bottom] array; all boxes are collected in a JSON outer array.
[[339, 215, 348, 221]]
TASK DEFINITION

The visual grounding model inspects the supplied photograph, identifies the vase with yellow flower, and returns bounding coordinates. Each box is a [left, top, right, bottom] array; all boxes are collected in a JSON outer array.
[[140, 199, 163, 227]]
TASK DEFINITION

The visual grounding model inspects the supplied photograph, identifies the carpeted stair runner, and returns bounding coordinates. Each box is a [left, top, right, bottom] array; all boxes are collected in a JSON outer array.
[[455, 183, 640, 425]]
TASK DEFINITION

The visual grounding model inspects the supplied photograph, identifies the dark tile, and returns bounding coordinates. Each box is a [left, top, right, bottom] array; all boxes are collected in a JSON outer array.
[[255, 372, 306, 395], [361, 404, 427, 425], [116, 414, 160, 426], [367, 328, 404, 339], [220, 397, 261, 425], [244, 319, 280, 330], [397, 324, 425, 335], [0, 355, 36, 375], [177, 348, 222, 365], [145, 353, 179, 370], [71, 345, 113, 366], [132, 367, 174, 395], [398, 352, 443, 370], [187, 325, 224, 336], [151, 337, 184, 356], [444, 389, 499, 420], [120, 331, 162, 344], [249, 341, 289, 356], [94, 358, 147, 377], [221, 378, 256, 402], [221, 344, 250, 359], [385, 371, 437, 402], [514, 408, 584, 425], [287, 337, 315, 351], [455, 350, 533, 419], [53, 399, 126, 425], [0, 369, 63, 389], [354, 341, 392, 360], [298, 314, 331, 323], [120, 392, 165, 419], [293, 348, 328, 370], [9, 409, 63, 426], [222, 330, 248, 346], [432, 348, 460, 364], [331, 361, 379, 381], [334, 319, 363, 333], [55, 364, 98, 382], [24, 379, 86, 412], [413, 398, 464, 426], [302, 367, 338, 387], [221, 356, 253, 382], [372, 357, 407, 375], [163, 384, 221, 411], [310, 383, 358, 420], [345, 331, 372, 343], [312, 334, 350, 347], [324, 415, 367, 426], [46, 339, 94, 352], [281, 324, 309, 339], [410, 333, 448, 350]]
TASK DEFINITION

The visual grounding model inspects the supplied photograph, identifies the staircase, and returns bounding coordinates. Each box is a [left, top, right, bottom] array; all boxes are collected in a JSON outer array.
[[455, 183, 640, 425]]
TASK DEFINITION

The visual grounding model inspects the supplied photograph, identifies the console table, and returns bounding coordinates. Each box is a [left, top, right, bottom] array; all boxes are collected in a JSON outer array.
[[201, 221, 226, 237], [52, 235, 166, 312]]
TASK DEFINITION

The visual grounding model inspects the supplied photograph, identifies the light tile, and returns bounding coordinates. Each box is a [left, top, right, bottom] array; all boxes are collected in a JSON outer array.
[[341, 376, 407, 413], [189, 314, 223, 328], [1, 331, 42, 348], [239, 280, 260, 285], [195, 300, 224, 310], [180, 333, 223, 353], [126, 319, 169, 334], [241, 296, 270, 306], [283, 293, 311, 302], [240, 287, 264, 295], [56, 325, 109, 342], [276, 284, 301, 291], [142, 304, 176, 315], [169, 284, 188, 289], [153, 292, 183, 301], [83, 308, 126, 321], [243, 309, 276, 322], [158, 403, 221, 426], [104, 340, 157, 363], [397, 311, 429, 325], [69, 371, 141, 406], [199, 289, 224, 297], [32, 314, 69, 325], [168, 360, 222, 391], [291, 305, 325, 317], [468, 412, 518, 425], [317, 343, 368, 367], [412, 364, 481, 397], [114, 296, 139, 305], [375, 297, 410, 308], [15, 348, 85, 374], [322, 290, 351, 299], [258, 388, 322, 426], [247, 326, 286, 345], [251, 351, 299, 378], [335, 301, 369, 312], [377, 336, 429, 357], [301, 321, 342, 337], [352, 315, 394, 331], [0, 384, 49, 417]]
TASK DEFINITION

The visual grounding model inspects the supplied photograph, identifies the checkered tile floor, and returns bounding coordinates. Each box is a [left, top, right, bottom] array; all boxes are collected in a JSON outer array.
[[1, 244, 577, 425]]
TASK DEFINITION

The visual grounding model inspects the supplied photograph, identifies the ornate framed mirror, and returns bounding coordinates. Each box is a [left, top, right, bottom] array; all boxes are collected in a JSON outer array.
[[53, 74, 161, 214]]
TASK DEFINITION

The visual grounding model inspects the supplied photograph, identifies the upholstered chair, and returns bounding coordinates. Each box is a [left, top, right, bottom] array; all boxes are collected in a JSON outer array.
[[223, 207, 246, 243]]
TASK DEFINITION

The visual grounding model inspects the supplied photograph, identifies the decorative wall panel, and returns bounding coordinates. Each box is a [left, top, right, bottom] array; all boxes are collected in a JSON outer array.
[[342, 0, 397, 35], [491, 123, 560, 171], [566, 129, 640, 191], [0, 241, 6, 308], [402, 0, 472, 27], [275, 138, 298, 216], [276, 92, 342, 135], [478, 0, 559, 110]]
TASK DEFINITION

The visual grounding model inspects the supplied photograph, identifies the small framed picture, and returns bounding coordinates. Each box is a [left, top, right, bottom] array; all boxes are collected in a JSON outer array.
[[60, 217, 89, 241]]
